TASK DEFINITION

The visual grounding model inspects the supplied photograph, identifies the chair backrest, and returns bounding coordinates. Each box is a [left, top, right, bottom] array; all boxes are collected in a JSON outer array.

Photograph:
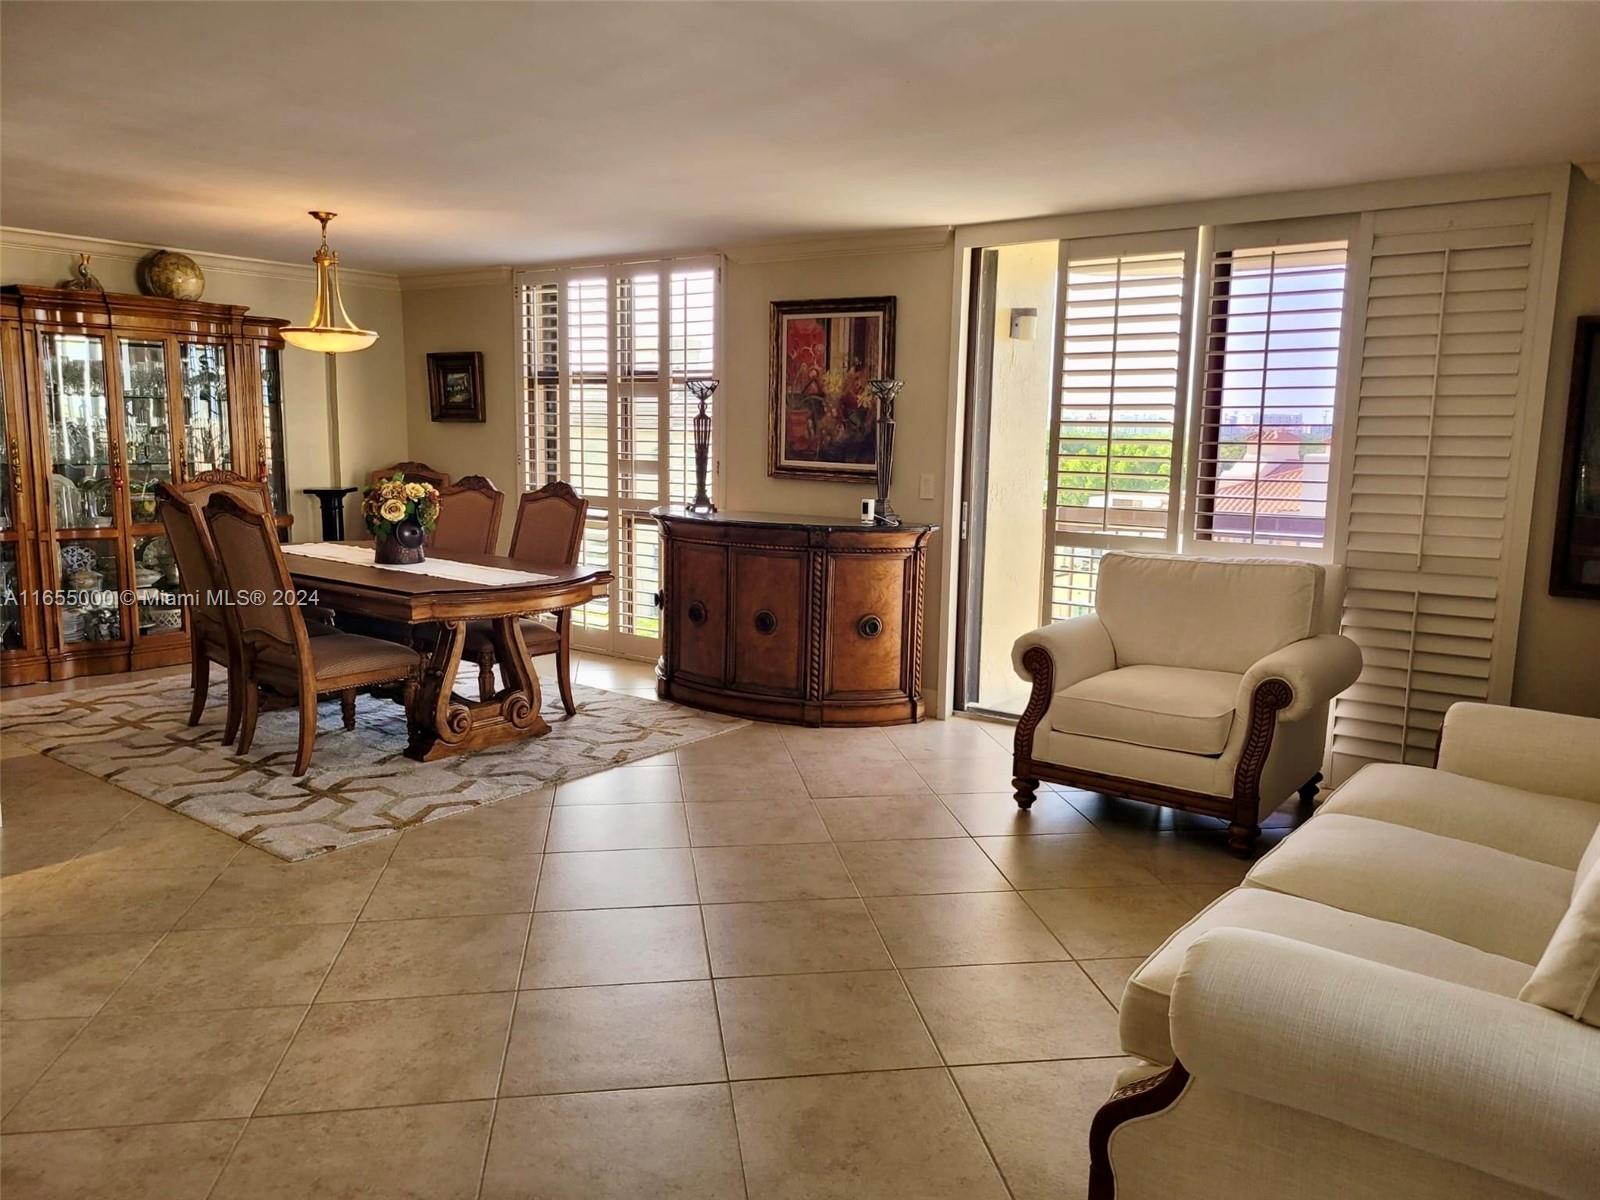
[[154, 481, 227, 641], [1094, 551, 1330, 674], [508, 481, 589, 566], [202, 492, 309, 669], [369, 460, 450, 490], [430, 475, 505, 556], [172, 469, 272, 514]]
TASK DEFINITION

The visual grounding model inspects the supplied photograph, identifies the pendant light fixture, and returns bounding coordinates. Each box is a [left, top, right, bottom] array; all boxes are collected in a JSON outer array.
[[282, 211, 378, 353]]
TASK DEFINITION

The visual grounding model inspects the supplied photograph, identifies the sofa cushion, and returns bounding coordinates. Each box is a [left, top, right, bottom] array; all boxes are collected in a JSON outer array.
[[1580, 824, 1600, 891], [1322, 763, 1600, 871], [1121, 887, 1534, 1066], [1519, 845, 1600, 1026], [1049, 665, 1239, 755], [1095, 551, 1321, 674], [1244, 814, 1574, 963]]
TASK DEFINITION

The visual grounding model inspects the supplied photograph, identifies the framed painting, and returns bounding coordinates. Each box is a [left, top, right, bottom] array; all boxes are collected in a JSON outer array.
[[427, 351, 486, 423], [768, 296, 896, 481], [1551, 315, 1600, 598]]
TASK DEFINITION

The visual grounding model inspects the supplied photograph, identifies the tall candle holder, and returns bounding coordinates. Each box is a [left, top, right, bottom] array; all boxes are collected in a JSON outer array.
[[686, 379, 718, 514], [868, 378, 904, 526]]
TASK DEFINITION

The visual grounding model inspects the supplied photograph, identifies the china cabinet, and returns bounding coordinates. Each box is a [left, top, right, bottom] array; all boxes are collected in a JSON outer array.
[[0, 286, 291, 684]]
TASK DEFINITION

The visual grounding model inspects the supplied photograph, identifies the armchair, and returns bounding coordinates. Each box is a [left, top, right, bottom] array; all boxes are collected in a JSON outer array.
[[1011, 552, 1361, 852]]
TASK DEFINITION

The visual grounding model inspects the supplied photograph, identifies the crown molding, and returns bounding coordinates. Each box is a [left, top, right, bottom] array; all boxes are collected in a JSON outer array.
[[722, 226, 953, 265], [397, 265, 514, 292], [0, 226, 401, 292]]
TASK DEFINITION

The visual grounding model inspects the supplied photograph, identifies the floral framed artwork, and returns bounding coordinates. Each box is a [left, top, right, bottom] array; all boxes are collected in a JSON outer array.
[[427, 351, 486, 423], [1551, 315, 1600, 598], [768, 296, 896, 481]]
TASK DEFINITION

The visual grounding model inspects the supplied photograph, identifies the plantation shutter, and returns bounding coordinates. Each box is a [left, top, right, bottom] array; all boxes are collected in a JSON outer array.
[[1329, 196, 1550, 779]]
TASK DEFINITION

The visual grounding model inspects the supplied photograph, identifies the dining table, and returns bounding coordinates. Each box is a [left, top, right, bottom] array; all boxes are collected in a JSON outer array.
[[281, 540, 611, 761]]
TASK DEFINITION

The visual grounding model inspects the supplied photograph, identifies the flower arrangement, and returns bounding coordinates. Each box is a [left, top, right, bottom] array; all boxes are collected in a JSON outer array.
[[362, 473, 440, 537]]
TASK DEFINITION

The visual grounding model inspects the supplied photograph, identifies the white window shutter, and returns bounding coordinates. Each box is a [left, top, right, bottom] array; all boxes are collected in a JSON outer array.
[[1329, 196, 1551, 779]]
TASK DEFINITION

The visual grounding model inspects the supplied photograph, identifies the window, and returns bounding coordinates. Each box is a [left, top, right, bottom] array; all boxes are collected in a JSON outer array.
[[518, 258, 719, 656]]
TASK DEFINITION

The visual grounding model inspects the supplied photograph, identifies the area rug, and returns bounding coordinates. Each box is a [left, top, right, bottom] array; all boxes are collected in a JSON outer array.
[[0, 670, 745, 861]]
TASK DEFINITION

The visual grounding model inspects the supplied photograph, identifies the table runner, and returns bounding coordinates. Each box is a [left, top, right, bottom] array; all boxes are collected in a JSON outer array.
[[283, 540, 555, 586]]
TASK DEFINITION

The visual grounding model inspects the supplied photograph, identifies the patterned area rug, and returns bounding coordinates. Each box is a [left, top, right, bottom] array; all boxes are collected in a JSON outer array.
[[0, 671, 745, 861]]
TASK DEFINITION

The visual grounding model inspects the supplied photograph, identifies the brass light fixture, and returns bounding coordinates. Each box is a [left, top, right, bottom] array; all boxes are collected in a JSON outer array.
[[282, 211, 378, 353]]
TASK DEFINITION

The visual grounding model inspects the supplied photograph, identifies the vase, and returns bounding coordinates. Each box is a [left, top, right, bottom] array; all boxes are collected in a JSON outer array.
[[375, 519, 426, 565], [868, 379, 904, 526]]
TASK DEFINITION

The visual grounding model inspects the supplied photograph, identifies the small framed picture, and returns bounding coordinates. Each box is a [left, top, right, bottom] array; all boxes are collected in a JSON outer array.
[[427, 352, 486, 423]]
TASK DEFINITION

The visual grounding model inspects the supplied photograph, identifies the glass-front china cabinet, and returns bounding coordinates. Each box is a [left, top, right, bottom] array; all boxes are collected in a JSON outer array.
[[0, 286, 291, 685]]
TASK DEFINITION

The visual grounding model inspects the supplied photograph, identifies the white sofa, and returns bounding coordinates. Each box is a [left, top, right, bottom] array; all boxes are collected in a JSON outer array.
[[1012, 551, 1362, 852], [1090, 702, 1600, 1200]]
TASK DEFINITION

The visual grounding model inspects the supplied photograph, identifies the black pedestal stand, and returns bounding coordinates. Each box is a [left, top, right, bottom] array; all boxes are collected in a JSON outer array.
[[303, 487, 358, 541]]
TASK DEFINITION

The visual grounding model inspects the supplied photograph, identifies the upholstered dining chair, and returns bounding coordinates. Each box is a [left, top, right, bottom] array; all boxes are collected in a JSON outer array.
[[429, 475, 505, 556], [468, 480, 589, 713], [202, 493, 423, 776], [369, 460, 450, 490]]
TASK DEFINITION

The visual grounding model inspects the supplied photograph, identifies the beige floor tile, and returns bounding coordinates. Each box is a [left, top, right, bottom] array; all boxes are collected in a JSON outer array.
[[0, 758, 144, 825], [257, 992, 514, 1114], [0, 1120, 243, 1200], [212, 1101, 492, 1200], [535, 848, 698, 910], [75, 808, 245, 871], [500, 980, 725, 1096], [554, 765, 682, 806], [1, 823, 109, 877], [1166, 880, 1234, 909], [105, 925, 348, 1013], [1079, 957, 1145, 1008], [391, 801, 551, 860], [836, 838, 1009, 897], [1022, 885, 1201, 958], [675, 723, 794, 767], [975, 834, 1159, 889], [685, 799, 829, 847], [798, 758, 930, 799], [813, 794, 968, 841], [177, 854, 387, 930], [482, 1085, 745, 1200], [2, 864, 220, 936], [692, 843, 856, 903], [733, 1069, 1009, 1200], [361, 855, 539, 921], [522, 906, 708, 988], [0, 933, 159, 1019], [953, 1057, 1134, 1200], [886, 719, 1013, 758], [901, 961, 1122, 1064], [941, 791, 1094, 837], [1103, 830, 1255, 886], [546, 802, 689, 851], [702, 898, 889, 976], [679, 761, 809, 802], [0, 1018, 84, 1118], [715, 970, 938, 1079], [320, 914, 530, 1001], [782, 725, 903, 761], [4, 1007, 302, 1131], [865, 892, 1067, 968], [909, 755, 1013, 795]]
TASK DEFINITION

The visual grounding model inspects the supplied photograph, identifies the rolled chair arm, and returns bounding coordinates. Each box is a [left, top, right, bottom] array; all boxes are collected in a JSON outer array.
[[1437, 702, 1600, 805], [1011, 614, 1115, 690], [1236, 633, 1362, 722], [1170, 928, 1600, 1200]]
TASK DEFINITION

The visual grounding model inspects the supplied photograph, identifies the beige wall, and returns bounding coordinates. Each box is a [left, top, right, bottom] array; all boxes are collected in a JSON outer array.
[[1512, 169, 1600, 717], [0, 234, 407, 540]]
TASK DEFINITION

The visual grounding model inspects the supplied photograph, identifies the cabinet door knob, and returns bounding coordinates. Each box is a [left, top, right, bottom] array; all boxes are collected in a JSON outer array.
[[687, 601, 707, 626], [857, 614, 884, 639], [753, 609, 777, 636]]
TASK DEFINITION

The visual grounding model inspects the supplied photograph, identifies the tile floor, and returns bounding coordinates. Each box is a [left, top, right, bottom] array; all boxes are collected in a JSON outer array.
[[0, 651, 1302, 1199]]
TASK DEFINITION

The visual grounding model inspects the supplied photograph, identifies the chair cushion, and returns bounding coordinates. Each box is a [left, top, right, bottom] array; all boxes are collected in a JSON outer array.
[[1519, 839, 1600, 1026], [1122, 887, 1533, 1065], [309, 632, 420, 682], [1095, 551, 1322, 673], [1322, 763, 1600, 871], [1244, 813, 1574, 963], [1050, 665, 1239, 755]]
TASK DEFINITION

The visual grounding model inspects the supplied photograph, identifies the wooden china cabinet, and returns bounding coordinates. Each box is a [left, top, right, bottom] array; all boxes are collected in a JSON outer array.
[[0, 286, 291, 685]]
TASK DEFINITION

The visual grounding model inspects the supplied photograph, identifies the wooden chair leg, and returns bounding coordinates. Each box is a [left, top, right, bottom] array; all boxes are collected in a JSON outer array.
[[1297, 772, 1324, 805], [555, 614, 576, 717], [294, 690, 319, 776], [340, 689, 357, 730], [222, 673, 241, 746], [187, 645, 209, 727], [236, 682, 261, 754]]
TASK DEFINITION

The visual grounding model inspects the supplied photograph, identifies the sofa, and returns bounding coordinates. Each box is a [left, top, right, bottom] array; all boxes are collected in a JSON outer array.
[[1012, 551, 1363, 852], [1089, 702, 1600, 1200]]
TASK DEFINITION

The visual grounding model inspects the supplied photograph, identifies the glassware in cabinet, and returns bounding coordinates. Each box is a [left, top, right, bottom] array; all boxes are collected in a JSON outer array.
[[40, 332, 117, 530], [179, 342, 231, 476]]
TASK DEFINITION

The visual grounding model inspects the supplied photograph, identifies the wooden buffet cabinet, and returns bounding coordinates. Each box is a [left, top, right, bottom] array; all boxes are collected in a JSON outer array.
[[0, 286, 291, 685], [652, 508, 936, 726]]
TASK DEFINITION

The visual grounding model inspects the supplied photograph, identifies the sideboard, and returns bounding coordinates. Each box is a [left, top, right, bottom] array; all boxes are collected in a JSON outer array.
[[652, 507, 936, 726]]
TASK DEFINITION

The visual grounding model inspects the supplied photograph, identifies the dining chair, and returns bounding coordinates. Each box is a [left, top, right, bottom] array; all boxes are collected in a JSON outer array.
[[155, 481, 244, 742], [468, 480, 590, 713], [430, 475, 505, 556], [202, 492, 423, 776], [369, 460, 451, 490]]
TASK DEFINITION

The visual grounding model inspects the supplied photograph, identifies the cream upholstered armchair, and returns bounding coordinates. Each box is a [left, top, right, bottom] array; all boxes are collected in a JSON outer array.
[[1011, 552, 1362, 852]]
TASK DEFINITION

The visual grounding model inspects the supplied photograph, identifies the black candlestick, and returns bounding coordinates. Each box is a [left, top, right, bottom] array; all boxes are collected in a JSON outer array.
[[303, 487, 357, 540], [868, 379, 903, 526], [686, 379, 718, 514]]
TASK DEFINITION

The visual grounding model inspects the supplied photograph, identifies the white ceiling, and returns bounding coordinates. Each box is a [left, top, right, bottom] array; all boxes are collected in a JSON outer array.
[[3, 1, 1598, 275]]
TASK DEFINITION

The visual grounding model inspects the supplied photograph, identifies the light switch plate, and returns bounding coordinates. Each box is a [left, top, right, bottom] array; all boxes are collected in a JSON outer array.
[[919, 473, 935, 500]]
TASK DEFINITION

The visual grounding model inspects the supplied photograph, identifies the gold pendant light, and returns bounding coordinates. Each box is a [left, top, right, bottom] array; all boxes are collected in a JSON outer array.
[[282, 211, 379, 353]]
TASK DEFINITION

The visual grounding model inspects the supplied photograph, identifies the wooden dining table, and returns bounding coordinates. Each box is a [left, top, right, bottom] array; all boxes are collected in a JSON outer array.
[[282, 542, 611, 761]]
